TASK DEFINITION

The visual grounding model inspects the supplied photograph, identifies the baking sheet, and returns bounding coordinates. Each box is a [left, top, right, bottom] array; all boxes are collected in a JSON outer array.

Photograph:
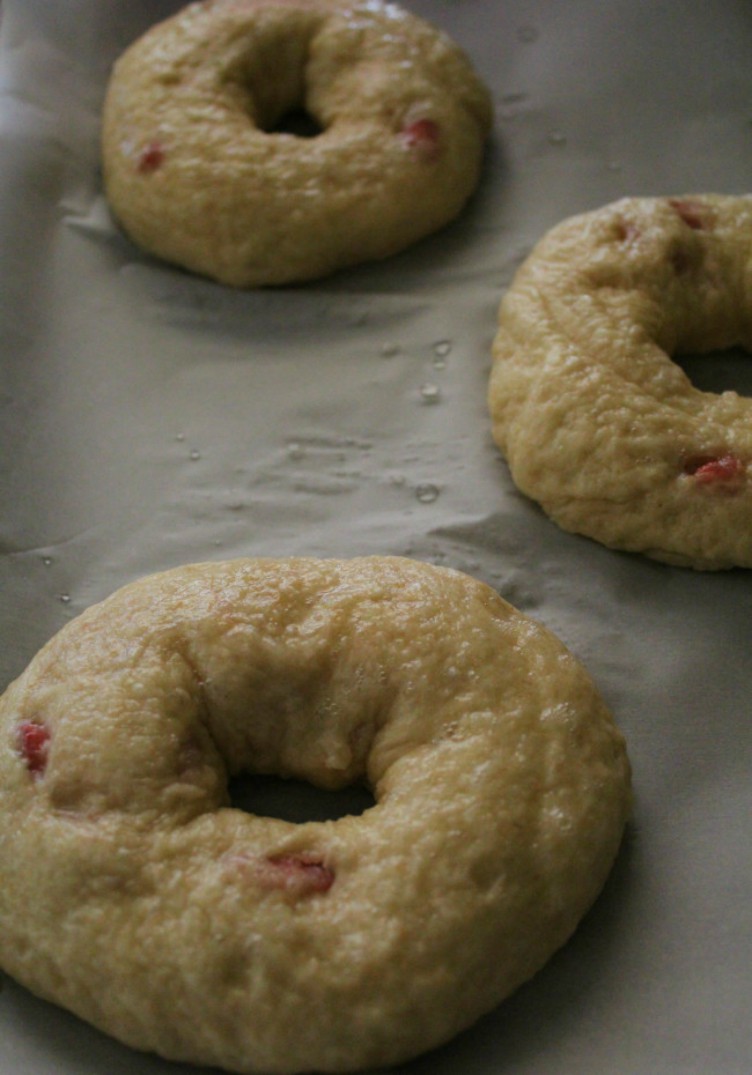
[[1, 1, 751, 1072]]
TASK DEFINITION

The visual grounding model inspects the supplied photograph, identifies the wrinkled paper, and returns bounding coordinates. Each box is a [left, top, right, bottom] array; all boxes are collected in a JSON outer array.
[[1, 1, 751, 1072]]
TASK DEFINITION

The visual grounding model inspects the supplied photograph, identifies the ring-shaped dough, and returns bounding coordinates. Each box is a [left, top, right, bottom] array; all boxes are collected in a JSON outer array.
[[101, 0, 493, 287], [489, 194, 752, 570], [0, 557, 630, 1073]]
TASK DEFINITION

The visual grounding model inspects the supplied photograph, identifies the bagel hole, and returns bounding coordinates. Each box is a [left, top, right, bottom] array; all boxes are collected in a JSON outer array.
[[674, 346, 752, 397], [267, 107, 323, 138], [228, 772, 374, 823]]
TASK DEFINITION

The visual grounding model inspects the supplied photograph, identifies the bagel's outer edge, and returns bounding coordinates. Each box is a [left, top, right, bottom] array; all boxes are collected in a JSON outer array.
[[0, 557, 631, 1073]]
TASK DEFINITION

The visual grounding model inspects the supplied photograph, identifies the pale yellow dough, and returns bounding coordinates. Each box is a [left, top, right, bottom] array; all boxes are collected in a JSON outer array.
[[0, 557, 630, 1073], [489, 194, 752, 569], [101, 0, 492, 287]]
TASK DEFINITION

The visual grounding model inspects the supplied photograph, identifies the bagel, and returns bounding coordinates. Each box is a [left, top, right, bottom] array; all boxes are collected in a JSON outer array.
[[100, 0, 493, 287], [0, 557, 630, 1073], [489, 194, 752, 570]]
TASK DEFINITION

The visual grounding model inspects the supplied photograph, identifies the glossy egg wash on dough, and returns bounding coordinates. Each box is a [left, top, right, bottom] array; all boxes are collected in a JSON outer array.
[[0, 557, 631, 1074], [101, 0, 493, 286], [489, 194, 752, 569]]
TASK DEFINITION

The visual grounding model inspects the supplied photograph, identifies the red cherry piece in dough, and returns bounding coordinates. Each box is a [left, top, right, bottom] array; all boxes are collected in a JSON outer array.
[[400, 118, 440, 159], [668, 198, 708, 230], [683, 453, 744, 484], [614, 220, 640, 243], [137, 141, 165, 174], [18, 721, 51, 777], [261, 853, 335, 896]]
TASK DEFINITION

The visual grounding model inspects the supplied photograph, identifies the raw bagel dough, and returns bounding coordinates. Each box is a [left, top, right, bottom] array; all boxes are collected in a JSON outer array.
[[0, 557, 630, 1073], [101, 0, 493, 286], [489, 194, 752, 570]]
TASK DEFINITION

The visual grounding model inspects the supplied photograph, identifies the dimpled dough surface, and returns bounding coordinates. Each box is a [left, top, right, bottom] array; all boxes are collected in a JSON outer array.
[[489, 194, 752, 570], [101, 0, 493, 286], [0, 557, 631, 1074]]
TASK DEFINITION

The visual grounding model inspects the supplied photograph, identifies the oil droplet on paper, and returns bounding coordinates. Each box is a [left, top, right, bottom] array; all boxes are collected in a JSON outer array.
[[415, 483, 440, 504], [499, 92, 530, 119], [420, 383, 441, 404]]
